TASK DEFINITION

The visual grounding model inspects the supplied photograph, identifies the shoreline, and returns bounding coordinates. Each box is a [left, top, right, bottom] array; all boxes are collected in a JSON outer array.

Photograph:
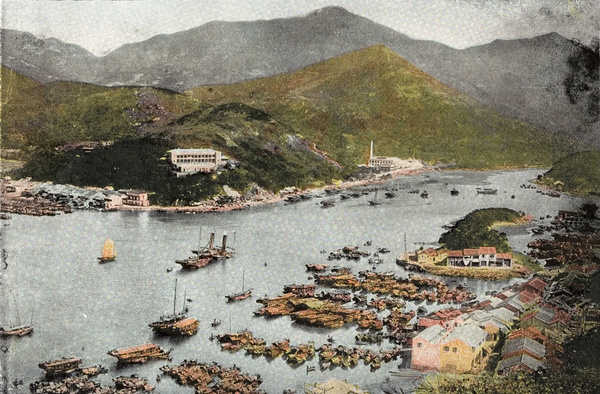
[[113, 165, 438, 214]]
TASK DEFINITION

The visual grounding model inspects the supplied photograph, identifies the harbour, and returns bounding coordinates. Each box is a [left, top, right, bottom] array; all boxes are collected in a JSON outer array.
[[0, 169, 594, 393]]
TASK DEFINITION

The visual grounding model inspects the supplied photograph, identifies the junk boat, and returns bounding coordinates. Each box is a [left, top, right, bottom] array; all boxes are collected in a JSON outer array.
[[226, 270, 252, 302], [368, 189, 381, 206], [476, 188, 497, 195], [98, 238, 116, 262], [175, 230, 234, 269], [450, 188, 459, 196], [38, 357, 82, 376], [149, 279, 198, 336], [0, 324, 33, 337], [107, 343, 171, 364], [320, 198, 335, 208], [1, 293, 34, 337]]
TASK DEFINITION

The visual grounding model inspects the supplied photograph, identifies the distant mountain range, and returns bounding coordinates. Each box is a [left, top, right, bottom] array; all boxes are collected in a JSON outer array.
[[2, 6, 598, 146]]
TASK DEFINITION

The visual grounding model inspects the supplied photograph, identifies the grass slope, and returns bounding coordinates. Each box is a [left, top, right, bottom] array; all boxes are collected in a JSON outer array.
[[189, 45, 575, 169], [540, 150, 600, 195], [438, 208, 525, 252]]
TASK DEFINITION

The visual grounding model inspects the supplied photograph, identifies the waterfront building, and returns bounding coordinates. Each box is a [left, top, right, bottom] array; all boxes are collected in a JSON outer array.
[[438, 323, 490, 373], [446, 247, 512, 268], [120, 190, 150, 206], [367, 141, 404, 171], [411, 324, 447, 371], [167, 148, 225, 177], [416, 248, 448, 265]]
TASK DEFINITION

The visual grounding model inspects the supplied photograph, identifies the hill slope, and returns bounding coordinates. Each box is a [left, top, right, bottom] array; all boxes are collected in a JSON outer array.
[[189, 45, 574, 169], [2, 6, 597, 143], [539, 150, 600, 195]]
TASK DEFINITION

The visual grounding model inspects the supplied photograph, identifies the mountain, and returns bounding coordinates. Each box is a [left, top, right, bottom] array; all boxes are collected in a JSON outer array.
[[2, 6, 597, 143], [539, 150, 600, 195]]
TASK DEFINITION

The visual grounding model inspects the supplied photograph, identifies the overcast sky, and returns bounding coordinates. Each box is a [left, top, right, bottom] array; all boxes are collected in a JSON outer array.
[[2, 0, 598, 56]]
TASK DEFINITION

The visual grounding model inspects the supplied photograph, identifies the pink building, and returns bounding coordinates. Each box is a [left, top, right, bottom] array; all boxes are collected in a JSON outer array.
[[411, 324, 447, 371], [121, 190, 150, 206]]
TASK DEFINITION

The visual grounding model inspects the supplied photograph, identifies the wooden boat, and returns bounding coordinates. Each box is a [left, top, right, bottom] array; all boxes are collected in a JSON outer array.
[[1, 294, 34, 337], [476, 188, 497, 195], [0, 325, 33, 337], [98, 238, 116, 262], [149, 279, 198, 336], [107, 343, 171, 363], [368, 189, 381, 205], [38, 357, 82, 375], [226, 271, 252, 302], [450, 188, 459, 196]]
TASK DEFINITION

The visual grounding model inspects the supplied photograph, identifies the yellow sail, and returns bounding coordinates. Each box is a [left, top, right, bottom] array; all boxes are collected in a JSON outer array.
[[101, 239, 116, 259]]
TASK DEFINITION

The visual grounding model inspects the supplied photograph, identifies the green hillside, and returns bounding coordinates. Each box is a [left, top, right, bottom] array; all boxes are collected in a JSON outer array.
[[1, 46, 584, 204], [539, 150, 600, 195], [189, 45, 574, 169]]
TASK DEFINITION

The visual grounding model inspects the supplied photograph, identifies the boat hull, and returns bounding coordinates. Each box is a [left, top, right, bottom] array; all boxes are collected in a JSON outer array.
[[0, 325, 34, 337], [149, 318, 199, 336], [226, 290, 252, 302]]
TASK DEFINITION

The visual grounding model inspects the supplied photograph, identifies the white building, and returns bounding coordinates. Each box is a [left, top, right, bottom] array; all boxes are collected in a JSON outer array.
[[166, 148, 225, 177], [367, 141, 404, 171]]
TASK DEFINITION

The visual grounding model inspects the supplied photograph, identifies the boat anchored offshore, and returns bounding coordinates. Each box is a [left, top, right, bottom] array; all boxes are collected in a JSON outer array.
[[226, 270, 252, 302], [38, 357, 83, 376], [98, 238, 116, 262], [149, 279, 198, 336], [476, 188, 498, 195], [175, 230, 234, 269], [107, 343, 171, 364], [368, 189, 381, 206], [1, 294, 34, 337]]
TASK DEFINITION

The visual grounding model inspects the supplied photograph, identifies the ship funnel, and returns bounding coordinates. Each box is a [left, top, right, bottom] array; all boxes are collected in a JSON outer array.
[[209, 232, 215, 250], [222, 232, 228, 252]]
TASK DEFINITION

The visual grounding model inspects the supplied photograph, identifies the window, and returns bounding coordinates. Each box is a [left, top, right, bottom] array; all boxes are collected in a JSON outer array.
[[452, 347, 457, 353], [443, 346, 449, 352], [417, 343, 422, 348]]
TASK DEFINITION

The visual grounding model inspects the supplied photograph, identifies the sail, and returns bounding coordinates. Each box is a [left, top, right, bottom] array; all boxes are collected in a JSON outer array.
[[102, 239, 116, 259]]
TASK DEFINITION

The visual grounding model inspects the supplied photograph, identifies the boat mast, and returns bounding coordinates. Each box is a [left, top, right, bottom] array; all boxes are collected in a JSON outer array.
[[182, 290, 187, 314], [173, 279, 178, 316], [242, 270, 245, 292], [404, 234, 408, 261], [11, 293, 21, 326]]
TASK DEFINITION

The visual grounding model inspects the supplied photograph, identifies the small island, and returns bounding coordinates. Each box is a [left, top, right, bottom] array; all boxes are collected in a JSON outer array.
[[397, 208, 539, 280]]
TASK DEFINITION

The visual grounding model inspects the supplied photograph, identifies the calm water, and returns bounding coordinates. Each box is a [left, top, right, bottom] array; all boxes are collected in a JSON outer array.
[[1, 169, 594, 393]]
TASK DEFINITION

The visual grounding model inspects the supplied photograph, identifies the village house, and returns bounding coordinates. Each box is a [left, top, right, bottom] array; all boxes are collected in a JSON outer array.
[[521, 303, 571, 330], [120, 190, 150, 207], [416, 248, 448, 265], [411, 324, 447, 371], [417, 308, 464, 332], [166, 148, 225, 177], [438, 323, 491, 373], [497, 353, 549, 375], [520, 278, 548, 296], [447, 247, 512, 268]]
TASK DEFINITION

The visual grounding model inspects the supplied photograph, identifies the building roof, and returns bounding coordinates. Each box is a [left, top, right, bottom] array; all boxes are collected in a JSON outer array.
[[489, 307, 517, 322], [415, 324, 448, 344], [523, 278, 548, 293], [443, 323, 488, 349], [497, 354, 548, 373], [447, 250, 463, 257], [463, 248, 480, 256], [463, 310, 510, 333], [479, 247, 497, 255], [502, 337, 546, 359], [518, 290, 542, 305], [497, 253, 513, 259], [168, 148, 219, 154], [534, 307, 556, 325]]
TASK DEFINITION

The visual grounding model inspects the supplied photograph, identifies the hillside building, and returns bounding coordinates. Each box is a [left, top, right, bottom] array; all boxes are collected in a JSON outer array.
[[120, 190, 150, 206], [367, 141, 404, 171], [166, 148, 225, 177]]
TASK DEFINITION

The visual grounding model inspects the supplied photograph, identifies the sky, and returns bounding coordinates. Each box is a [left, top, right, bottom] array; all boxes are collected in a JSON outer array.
[[2, 0, 598, 56]]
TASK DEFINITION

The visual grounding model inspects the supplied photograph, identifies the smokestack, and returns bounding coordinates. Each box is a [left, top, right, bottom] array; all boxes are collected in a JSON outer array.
[[370, 140, 374, 160], [222, 232, 228, 253], [209, 232, 215, 250]]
